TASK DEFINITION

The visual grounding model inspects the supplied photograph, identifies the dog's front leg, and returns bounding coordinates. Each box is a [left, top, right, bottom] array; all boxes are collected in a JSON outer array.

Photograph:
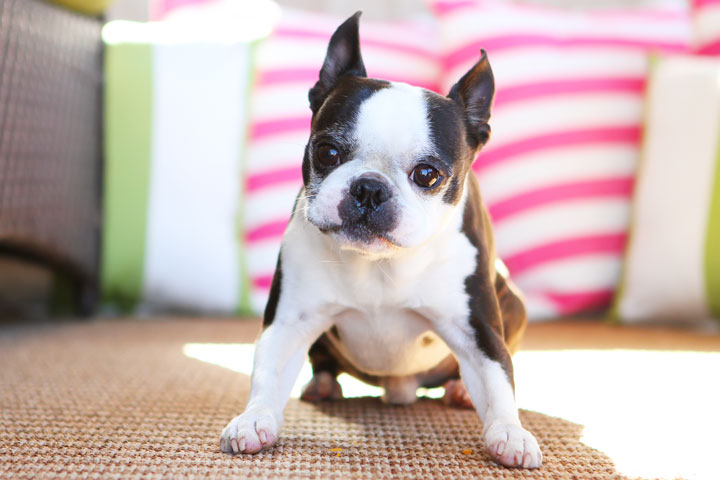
[[432, 318, 542, 468], [220, 314, 329, 454]]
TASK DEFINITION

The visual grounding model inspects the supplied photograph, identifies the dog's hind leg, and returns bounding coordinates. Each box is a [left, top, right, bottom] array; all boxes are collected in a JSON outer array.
[[495, 273, 527, 356], [301, 334, 344, 402], [442, 378, 474, 408]]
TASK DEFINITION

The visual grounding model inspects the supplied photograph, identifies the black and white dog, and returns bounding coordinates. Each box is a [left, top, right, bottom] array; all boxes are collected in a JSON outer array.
[[220, 12, 542, 469]]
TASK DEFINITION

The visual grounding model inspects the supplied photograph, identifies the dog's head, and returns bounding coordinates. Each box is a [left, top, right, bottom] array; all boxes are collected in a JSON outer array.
[[303, 12, 494, 257]]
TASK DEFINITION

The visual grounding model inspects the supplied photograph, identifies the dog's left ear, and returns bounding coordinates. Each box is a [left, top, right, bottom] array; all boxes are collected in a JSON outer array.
[[309, 11, 367, 114], [448, 50, 495, 149]]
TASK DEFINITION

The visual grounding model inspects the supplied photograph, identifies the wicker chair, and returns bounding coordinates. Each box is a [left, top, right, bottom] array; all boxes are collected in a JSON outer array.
[[0, 0, 103, 314]]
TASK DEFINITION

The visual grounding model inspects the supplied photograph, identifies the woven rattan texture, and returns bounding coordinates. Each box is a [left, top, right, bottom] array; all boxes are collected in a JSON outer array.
[[0, 0, 102, 276], [0, 318, 636, 479]]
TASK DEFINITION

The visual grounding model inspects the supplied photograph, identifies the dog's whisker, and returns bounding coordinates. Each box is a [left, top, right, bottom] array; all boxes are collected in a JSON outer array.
[[375, 259, 396, 286]]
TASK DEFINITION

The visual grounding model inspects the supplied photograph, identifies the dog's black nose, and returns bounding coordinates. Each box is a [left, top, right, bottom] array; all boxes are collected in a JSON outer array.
[[349, 177, 391, 211]]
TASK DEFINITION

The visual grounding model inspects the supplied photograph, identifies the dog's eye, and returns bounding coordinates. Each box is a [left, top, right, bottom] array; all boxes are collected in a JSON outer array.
[[410, 164, 442, 189], [316, 144, 341, 167]]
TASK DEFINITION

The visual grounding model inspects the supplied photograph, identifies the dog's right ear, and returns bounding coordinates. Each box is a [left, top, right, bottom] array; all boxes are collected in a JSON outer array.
[[309, 11, 366, 114], [448, 50, 495, 149]]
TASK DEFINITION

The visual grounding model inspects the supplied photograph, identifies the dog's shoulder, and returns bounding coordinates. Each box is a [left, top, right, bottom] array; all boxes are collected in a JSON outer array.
[[459, 170, 496, 278]]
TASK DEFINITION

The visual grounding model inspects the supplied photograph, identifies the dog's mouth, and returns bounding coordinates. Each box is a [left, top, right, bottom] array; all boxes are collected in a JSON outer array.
[[317, 222, 401, 250], [305, 189, 402, 252]]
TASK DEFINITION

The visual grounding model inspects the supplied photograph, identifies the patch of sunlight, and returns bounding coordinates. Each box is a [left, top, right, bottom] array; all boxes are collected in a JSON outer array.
[[183, 343, 447, 400], [184, 343, 719, 479], [514, 349, 720, 480]]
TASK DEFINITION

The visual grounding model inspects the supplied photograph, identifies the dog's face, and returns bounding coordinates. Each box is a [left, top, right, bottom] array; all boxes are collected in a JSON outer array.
[[303, 12, 494, 257]]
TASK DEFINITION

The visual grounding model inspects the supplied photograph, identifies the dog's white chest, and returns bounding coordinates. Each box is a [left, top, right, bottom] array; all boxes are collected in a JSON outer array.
[[281, 200, 478, 378], [283, 216, 478, 377], [329, 307, 450, 376]]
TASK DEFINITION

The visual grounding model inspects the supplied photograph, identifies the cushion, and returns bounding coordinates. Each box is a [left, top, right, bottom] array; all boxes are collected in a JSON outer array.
[[692, 0, 720, 54], [612, 54, 720, 324], [431, 0, 691, 318], [243, 9, 440, 313], [101, 21, 254, 313], [48, 0, 113, 15]]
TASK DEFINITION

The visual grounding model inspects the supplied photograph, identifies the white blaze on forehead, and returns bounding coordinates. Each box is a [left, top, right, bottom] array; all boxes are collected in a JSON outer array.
[[354, 82, 431, 160]]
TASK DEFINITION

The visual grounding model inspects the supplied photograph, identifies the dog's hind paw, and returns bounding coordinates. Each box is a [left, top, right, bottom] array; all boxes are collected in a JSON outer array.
[[300, 371, 343, 403], [442, 379, 474, 409]]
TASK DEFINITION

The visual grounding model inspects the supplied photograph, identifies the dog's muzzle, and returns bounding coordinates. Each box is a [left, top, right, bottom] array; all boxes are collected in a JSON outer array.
[[336, 175, 398, 243]]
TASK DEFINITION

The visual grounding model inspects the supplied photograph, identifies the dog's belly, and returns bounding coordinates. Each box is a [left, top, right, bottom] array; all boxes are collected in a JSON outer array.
[[328, 308, 451, 377]]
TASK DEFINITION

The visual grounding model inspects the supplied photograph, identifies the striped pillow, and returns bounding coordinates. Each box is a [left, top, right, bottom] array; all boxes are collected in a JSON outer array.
[[432, 0, 691, 318], [613, 55, 720, 324], [102, 27, 252, 313], [693, 0, 720, 54], [243, 9, 440, 313]]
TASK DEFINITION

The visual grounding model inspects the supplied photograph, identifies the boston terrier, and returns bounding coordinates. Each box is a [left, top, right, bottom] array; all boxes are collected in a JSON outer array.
[[220, 12, 542, 469]]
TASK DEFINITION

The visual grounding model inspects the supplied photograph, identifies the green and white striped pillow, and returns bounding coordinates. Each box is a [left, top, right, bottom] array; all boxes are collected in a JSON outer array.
[[101, 24, 256, 314], [613, 54, 720, 324]]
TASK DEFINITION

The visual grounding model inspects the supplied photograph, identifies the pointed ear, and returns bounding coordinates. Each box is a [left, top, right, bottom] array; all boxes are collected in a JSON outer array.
[[308, 11, 366, 113], [447, 50, 495, 148]]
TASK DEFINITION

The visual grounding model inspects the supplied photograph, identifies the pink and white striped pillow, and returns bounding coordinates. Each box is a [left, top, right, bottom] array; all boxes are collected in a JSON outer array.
[[433, 0, 691, 318], [692, 0, 720, 54], [243, 9, 440, 313]]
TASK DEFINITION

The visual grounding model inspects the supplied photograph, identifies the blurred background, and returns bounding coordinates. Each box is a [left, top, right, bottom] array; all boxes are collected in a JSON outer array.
[[2, 2, 720, 479], [0, 0, 718, 328], [106, 0, 689, 22]]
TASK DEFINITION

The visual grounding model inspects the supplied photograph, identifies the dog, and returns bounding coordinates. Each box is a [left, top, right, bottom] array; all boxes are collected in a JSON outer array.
[[220, 12, 542, 469]]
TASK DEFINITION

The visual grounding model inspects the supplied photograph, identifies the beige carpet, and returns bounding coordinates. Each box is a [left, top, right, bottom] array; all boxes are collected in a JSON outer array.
[[1, 317, 718, 479]]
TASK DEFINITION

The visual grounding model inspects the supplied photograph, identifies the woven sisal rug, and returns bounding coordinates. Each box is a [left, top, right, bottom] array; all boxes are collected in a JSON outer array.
[[1, 317, 714, 479]]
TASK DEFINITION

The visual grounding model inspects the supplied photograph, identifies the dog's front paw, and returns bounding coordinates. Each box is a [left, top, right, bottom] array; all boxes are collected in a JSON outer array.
[[220, 406, 279, 454], [484, 421, 542, 468]]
